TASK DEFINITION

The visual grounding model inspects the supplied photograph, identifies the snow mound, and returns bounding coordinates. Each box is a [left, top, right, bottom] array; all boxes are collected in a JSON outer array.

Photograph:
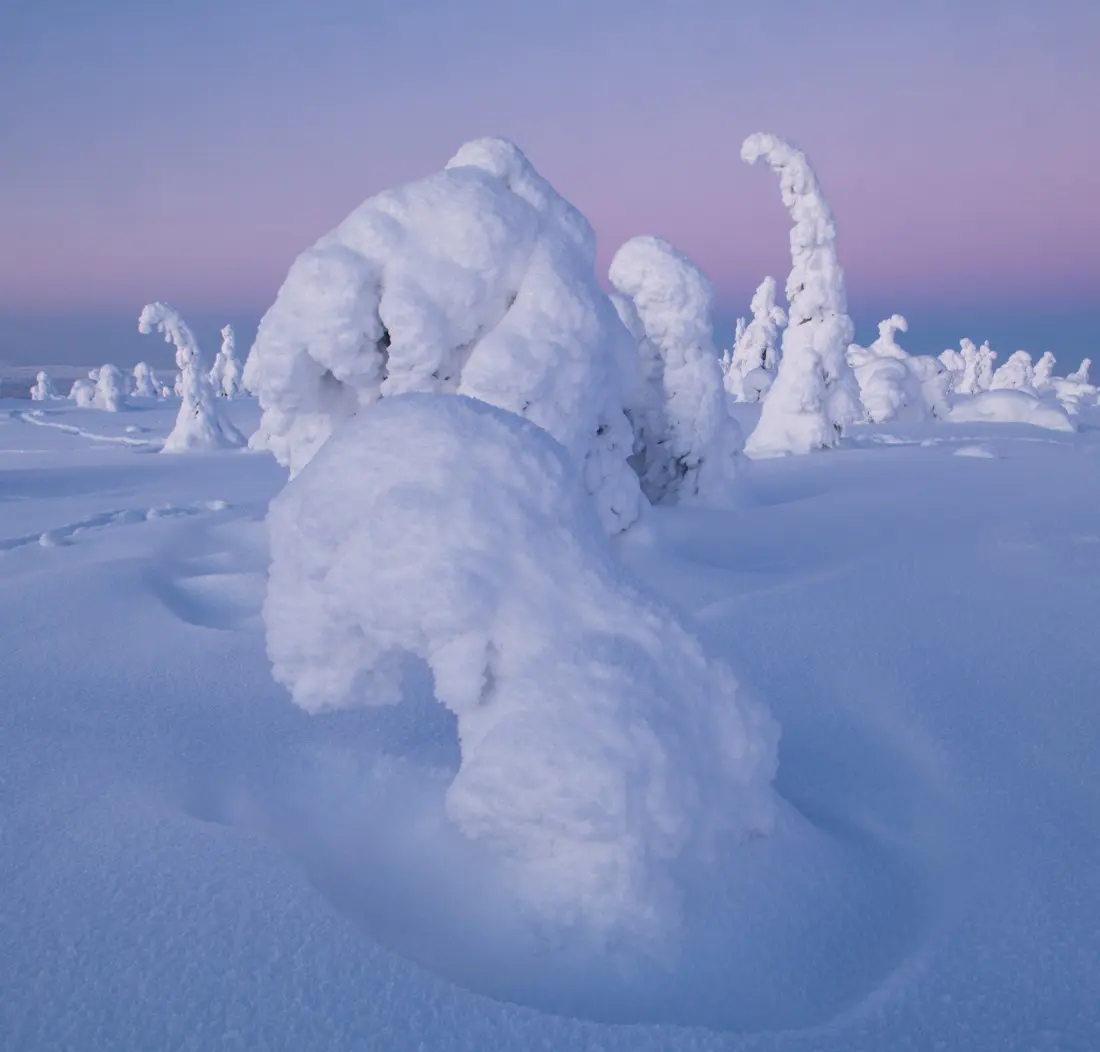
[[949, 390, 1075, 432], [264, 393, 778, 950], [244, 137, 642, 534], [608, 235, 743, 507]]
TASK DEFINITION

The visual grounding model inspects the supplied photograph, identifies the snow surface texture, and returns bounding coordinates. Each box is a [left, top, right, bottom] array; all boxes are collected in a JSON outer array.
[[264, 393, 778, 952], [949, 389, 1075, 432], [723, 276, 786, 402], [210, 324, 244, 398], [740, 134, 861, 457], [139, 302, 246, 453], [608, 236, 744, 507], [244, 137, 642, 534]]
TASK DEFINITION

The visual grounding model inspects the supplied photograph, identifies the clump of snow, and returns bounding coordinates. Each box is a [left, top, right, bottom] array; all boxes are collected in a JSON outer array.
[[138, 302, 246, 453], [244, 137, 642, 534], [990, 350, 1034, 391], [209, 325, 244, 398], [264, 393, 779, 950], [92, 364, 127, 412], [131, 362, 163, 399], [949, 389, 1075, 432], [740, 134, 861, 457], [68, 378, 95, 407], [722, 276, 785, 402], [30, 371, 57, 401], [608, 235, 743, 507]]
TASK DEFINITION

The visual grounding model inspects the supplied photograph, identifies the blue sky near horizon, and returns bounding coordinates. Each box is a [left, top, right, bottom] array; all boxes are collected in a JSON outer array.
[[2, 0, 1098, 368]]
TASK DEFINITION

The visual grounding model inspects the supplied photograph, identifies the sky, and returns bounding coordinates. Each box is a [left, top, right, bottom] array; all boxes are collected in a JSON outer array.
[[2, 0, 1098, 369]]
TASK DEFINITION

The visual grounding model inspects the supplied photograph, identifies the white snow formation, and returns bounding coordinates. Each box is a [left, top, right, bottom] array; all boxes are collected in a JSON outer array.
[[938, 347, 966, 392], [847, 315, 926, 424], [740, 134, 861, 456], [264, 393, 779, 950], [138, 302, 246, 453], [244, 137, 642, 535], [131, 362, 162, 399], [608, 235, 743, 507], [955, 339, 982, 395], [990, 350, 1035, 391], [723, 276, 786, 402], [30, 371, 57, 401], [1067, 358, 1091, 384], [1050, 358, 1097, 414], [949, 389, 1075, 432], [92, 364, 127, 412], [68, 378, 96, 407], [976, 341, 998, 392], [210, 325, 244, 398], [1031, 351, 1056, 390]]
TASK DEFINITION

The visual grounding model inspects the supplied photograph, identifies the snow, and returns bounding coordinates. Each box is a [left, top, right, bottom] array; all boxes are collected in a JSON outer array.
[[29, 371, 57, 401], [4, 385, 1100, 1049], [243, 136, 642, 534], [131, 361, 163, 399], [723, 276, 785, 402], [948, 389, 1076, 432], [608, 235, 744, 506], [990, 350, 1035, 391], [210, 324, 244, 398], [740, 134, 862, 457], [92, 363, 127, 411]]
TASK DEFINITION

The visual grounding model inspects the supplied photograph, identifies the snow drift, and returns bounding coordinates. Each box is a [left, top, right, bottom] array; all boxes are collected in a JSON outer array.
[[244, 137, 642, 534], [263, 393, 779, 950], [608, 235, 743, 507], [949, 389, 1075, 432]]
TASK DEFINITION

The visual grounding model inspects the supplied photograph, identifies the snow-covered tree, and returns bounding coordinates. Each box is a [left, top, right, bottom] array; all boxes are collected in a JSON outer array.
[[92, 364, 127, 411], [1050, 358, 1097, 414], [608, 235, 743, 507], [739, 134, 861, 456], [138, 302, 246, 452], [264, 393, 779, 950], [209, 324, 243, 398], [990, 350, 1034, 391], [1032, 351, 1056, 390], [1067, 358, 1091, 384], [976, 341, 998, 391], [955, 339, 981, 395], [723, 276, 786, 402], [131, 362, 162, 399], [30, 371, 57, 401], [244, 137, 642, 534], [938, 347, 966, 392], [847, 315, 928, 423], [68, 378, 95, 406]]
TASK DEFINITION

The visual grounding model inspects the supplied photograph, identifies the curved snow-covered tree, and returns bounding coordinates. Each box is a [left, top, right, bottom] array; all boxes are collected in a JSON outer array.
[[740, 134, 861, 456], [1032, 351, 1056, 390], [265, 393, 779, 949], [92, 364, 127, 411], [724, 276, 786, 402], [976, 342, 998, 391], [139, 302, 245, 452], [30, 371, 57, 401], [608, 235, 743, 507], [244, 137, 642, 535], [131, 362, 162, 399], [210, 324, 243, 398], [990, 350, 1034, 391], [69, 378, 95, 407]]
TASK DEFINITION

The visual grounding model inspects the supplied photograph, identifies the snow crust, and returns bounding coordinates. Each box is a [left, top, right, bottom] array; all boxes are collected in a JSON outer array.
[[244, 137, 642, 534], [740, 134, 861, 457], [608, 235, 744, 506], [263, 393, 778, 949]]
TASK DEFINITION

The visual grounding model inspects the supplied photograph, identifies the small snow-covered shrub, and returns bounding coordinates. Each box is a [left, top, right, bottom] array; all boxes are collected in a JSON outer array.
[[244, 137, 642, 535], [209, 324, 243, 398], [608, 235, 743, 507], [990, 350, 1034, 391], [949, 390, 1075, 432], [139, 302, 245, 452], [131, 362, 162, 399], [264, 393, 779, 950], [740, 134, 861, 456], [69, 378, 95, 407], [30, 372, 57, 401], [723, 276, 785, 402], [92, 364, 127, 411]]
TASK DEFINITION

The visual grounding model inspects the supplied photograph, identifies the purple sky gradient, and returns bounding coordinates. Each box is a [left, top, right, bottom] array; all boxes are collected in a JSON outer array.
[[2, 0, 1098, 364]]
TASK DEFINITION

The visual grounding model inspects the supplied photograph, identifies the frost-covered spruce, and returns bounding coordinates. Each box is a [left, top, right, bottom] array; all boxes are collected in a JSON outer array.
[[976, 342, 998, 391], [1032, 351, 1056, 390], [608, 235, 743, 506], [209, 324, 243, 398], [138, 302, 245, 452], [264, 393, 779, 950], [740, 134, 861, 456], [956, 339, 981, 395], [131, 362, 161, 399], [68, 378, 96, 407], [92, 364, 127, 411], [30, 371, 57, 401], [1050, 358, 1096, 414], [244, 137, 642, 534], [847, 315, 926, 424], [990, 350, 1034, 391], [938, 347, 966, 392], [724, 276, 786, 402], [1067, 358, 1091, 384]]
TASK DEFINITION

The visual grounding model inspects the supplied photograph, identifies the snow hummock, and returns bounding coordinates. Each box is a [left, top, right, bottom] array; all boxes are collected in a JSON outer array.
[[244, 137, 642, 534], [139, 302, 246, 453], [30, 371, 57, 401], [263, 393, 778, 951], [740, 134, 861, 457], [949, 389, 1075, 432], [92, 364, 127, 412], [209, 325, 244, 398], [608, 235, 744, 507], [723, 276, 786, 402]]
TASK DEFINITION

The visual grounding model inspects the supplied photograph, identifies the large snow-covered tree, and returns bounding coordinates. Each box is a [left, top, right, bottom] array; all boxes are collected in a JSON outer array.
[[723, 276, 786, 402], [243, 137, 642, 535], [740, 134, 861, 456], [608, 235, 743, 507], [138, 302, 245, 453]]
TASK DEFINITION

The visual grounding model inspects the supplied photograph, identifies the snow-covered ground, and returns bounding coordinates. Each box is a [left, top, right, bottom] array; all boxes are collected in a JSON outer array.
[[3, 395, 1100, 1050]]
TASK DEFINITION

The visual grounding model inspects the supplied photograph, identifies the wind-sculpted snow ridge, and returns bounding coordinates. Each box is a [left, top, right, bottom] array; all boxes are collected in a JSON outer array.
[[609, 235, 744, 507], [949, 389, 1075, 432], [740, 134, 862, 457], [264, 394, 779, 952], [244, 137, 642, 534]]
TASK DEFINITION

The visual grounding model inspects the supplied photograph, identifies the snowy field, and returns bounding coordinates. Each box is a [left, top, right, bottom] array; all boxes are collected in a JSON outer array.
[[3, 394, 1099, 1051]]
